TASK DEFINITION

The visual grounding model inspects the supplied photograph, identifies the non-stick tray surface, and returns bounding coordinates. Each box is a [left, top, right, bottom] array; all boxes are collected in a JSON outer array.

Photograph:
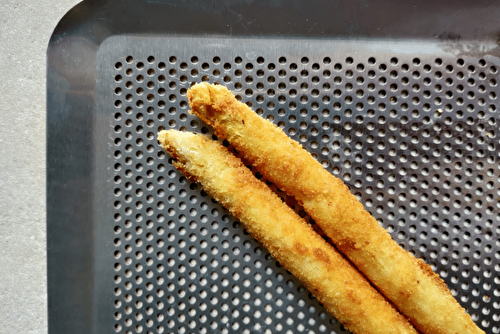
[[48, 1, 500, 333]]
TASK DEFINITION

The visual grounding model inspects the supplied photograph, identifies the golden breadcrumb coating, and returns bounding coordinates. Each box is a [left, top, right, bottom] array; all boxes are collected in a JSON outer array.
[[186, 82, 484, 334], [158, 130, 417, 334]]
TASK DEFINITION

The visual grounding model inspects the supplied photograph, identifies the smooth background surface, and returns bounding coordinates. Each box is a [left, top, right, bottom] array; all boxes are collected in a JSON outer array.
[[0, 1, 81, 333]]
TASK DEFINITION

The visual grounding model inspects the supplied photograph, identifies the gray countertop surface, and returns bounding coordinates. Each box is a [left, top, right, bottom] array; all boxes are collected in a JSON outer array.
[[0, 1, 81, 333]]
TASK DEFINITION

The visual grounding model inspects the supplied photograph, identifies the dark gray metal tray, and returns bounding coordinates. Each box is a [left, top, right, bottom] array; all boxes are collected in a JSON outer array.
[[48, 1, 500, 333]]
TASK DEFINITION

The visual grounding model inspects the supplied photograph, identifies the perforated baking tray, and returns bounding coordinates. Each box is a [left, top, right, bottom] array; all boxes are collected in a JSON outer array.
[[47, 1, 500, 333]]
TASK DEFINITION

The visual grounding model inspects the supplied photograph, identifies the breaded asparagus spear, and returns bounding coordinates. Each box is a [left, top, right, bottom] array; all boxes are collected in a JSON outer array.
[[186, 82, 484, 334], [158, 130, 417, 334]]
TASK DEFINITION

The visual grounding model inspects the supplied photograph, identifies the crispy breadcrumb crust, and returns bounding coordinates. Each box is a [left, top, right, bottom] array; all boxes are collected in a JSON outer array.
[[186, 82, 484, 334], [158, 130, 417, 334]]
